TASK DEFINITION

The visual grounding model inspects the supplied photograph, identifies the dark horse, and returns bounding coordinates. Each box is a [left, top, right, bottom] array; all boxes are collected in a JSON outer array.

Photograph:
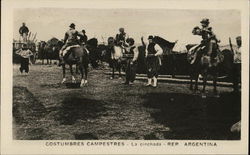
[[58, 41, 89, 87], [186, 44, 234, 96]]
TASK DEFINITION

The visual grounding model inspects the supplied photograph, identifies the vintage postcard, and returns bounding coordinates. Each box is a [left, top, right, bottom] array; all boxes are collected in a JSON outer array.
[[1, 0, 249, 154]]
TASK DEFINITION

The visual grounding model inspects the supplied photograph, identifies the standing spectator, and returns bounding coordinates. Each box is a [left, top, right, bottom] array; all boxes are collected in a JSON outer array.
[[143, 35, 163, 87], [123, 38, 139, 85], [19, 22, 29, 43], [15, 44, 33, 75]]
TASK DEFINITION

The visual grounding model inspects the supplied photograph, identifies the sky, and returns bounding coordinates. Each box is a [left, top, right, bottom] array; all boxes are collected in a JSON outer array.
[[13, 8, 241, 50]]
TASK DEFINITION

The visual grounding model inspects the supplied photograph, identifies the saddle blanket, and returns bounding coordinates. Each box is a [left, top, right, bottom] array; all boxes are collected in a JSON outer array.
[[187, 45, 205, 64], [61, 45, 81, 57]]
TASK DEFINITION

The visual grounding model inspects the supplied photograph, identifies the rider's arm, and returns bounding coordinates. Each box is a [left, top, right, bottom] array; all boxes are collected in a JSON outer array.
[[145, 44, 148, 57], [154, 44, 163, 56], [63, 33, 68, 44]]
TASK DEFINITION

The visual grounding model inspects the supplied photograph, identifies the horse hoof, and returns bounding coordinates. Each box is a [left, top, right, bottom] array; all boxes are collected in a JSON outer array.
[[118, 77, 122, 80], [110, 77, 113, 80]]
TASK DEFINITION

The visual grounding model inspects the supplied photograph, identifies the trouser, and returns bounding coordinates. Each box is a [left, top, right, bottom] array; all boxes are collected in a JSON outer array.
[[146, 56, 160, 78], [19, 57, 29, 73], [125, 59, 137, 83], [232, 63, 241, 91]]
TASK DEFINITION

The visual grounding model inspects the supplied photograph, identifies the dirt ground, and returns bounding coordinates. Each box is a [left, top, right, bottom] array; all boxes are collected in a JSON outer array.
[[13, 64, 241, 140]]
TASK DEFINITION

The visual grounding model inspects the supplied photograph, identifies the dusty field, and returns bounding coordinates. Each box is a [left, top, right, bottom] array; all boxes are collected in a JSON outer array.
[[13, 64, 241, 140]]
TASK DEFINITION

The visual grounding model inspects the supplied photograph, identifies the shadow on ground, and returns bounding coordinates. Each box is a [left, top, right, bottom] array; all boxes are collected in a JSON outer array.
[[142, 92, 241, 140], [13, 86, 47, 139], [54, 96, 106, 125]]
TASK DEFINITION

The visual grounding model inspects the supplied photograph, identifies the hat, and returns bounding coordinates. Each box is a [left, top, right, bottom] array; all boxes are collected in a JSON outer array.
[[127, 38, 135, 45], [69, 23, 75, 28], [82, 29, 86, 33], [119, 27, 124, 32], [148, 35, 154, 40], [236, 36, 241, 41], [200, 18, 210, 24]]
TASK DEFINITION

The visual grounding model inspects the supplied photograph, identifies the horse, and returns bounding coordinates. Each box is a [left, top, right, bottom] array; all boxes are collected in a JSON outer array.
[[186, 44, 234, 96], [58, 41, 90, 87], [107, 37, 124, 79]]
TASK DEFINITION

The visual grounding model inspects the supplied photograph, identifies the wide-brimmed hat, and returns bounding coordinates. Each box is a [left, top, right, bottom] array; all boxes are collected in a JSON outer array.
[[148, 35, 154, 40], [119, 27, 124, 32], [200, 18, 210, 24], [69, 23, 75, 28]]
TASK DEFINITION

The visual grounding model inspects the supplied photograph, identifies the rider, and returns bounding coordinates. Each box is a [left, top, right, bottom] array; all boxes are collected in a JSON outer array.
[[123, 38, 139, 85], [59, 23, 83, 65], [19, 22, 29, 43], [115, 27, 128, 52], [192, 18, 219, 66], [79, 29, 88, 45]]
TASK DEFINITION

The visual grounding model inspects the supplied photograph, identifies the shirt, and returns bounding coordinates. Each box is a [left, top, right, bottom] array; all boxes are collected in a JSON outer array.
[[16, 48, 33, 58], [64, 28, 82, 44], [145, 43, 163, 57], [125, 45, 139, 62]]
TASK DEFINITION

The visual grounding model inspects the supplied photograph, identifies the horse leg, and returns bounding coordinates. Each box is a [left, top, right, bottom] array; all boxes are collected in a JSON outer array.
[[202, 73, 207, 93], [213, 73, 218, 96], [194, 73, 199, 92], [69, 65, 76, 83], [79, 64, 85, 87], [61, 64, 66, 83], [84, 63, 88, 84], [118, 61, 122, 79], [190, 75, 193, 90], [110, 60, 115, 79]]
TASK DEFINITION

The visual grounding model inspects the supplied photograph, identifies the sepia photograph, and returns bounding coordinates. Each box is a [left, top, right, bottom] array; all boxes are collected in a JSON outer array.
[[1, 0, 249, 154]]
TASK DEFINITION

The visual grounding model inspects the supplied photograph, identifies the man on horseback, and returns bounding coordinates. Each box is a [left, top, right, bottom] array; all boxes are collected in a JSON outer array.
[[19, 22, 29, 43], [192, 18, 220, 66], [59, 23, 83, 66], [79, 29, 88, 45], [144, 35, 163, 87], [123, 38, 139, 85], [115, 28, 128, 52]]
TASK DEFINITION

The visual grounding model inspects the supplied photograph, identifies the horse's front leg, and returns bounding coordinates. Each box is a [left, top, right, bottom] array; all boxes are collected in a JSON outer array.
[[69, 65, 76, 83], [213, 74, 218, 96], [61, 64, 66, 84], [190, 75, 193, 90], [202, 74, 207, 93], [194, 73, 199, 92], [118, 59, 122, 79]]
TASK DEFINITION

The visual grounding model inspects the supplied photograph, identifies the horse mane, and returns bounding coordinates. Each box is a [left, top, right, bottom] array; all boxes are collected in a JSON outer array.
[[153, 36, 176, 50]]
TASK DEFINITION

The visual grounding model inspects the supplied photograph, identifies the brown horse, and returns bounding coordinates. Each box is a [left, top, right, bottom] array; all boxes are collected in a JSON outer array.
[[186, 44, 225, 96], [59, 41, 89, 87]]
